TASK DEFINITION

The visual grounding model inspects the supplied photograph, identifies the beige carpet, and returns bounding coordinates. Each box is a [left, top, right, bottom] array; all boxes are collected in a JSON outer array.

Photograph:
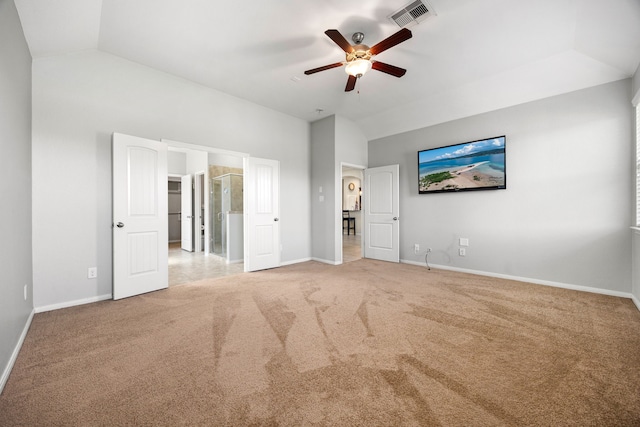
[[1, 259, 639, 426]]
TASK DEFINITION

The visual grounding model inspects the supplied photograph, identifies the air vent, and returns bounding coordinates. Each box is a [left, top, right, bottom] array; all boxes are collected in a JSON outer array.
[[389, 0, 435, 28]]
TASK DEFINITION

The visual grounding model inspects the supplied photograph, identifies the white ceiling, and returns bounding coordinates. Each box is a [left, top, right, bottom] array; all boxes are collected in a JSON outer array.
[[14, 0, 640, 140]]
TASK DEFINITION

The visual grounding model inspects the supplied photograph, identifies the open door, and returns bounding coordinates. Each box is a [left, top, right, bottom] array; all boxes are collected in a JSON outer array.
[[194, 172, 205, 253], [112, 133, 168, 300], [181, 174, 193, 252], [363, 164, 399, 263], [244, 157, 280, 272]]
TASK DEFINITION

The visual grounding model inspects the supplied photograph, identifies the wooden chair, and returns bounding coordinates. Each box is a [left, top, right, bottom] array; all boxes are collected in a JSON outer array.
[[342, 210, 355, 235]]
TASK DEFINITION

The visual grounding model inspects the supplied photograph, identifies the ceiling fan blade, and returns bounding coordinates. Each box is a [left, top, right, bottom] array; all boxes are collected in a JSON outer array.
[[372, 61, 407, 77], [369, 28, 412, 55], [304, 62, 344, 75], [325, 29, 354, 53], [345, 75, 357, 92]]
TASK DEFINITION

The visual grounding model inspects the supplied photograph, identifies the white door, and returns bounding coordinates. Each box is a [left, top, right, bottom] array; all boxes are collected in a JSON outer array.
[[112, 133, 168, 300], [244, 157, 280, 272], [364, 164, 399, 263], [181, 174, 193, 252], [194, 173, 204, 253]]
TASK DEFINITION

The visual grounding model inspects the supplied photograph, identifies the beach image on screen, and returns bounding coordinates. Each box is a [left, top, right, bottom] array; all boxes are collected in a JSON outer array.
[[418, 136, 506, 193]]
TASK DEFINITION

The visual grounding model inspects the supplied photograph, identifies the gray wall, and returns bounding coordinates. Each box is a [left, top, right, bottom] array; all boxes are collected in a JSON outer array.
[[369, 80, 633, 294], [310, 115, 368, 264], [310, 116, 336, 263], [0, 0, 33, 389], [632, 65, 640, 306], [31, 50, 310, 309]]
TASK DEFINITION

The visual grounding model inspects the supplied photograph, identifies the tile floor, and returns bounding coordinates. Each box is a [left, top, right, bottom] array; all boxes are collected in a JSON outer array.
[[168, 242, 244, 286], [342, 233, 362, 263], [169, 234, 362, 286]]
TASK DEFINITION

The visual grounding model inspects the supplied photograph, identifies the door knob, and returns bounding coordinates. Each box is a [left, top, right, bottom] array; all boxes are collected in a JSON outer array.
[[116, 222, 124, 228], [393, 217, 398, 221], [274, 218, 279, 222]]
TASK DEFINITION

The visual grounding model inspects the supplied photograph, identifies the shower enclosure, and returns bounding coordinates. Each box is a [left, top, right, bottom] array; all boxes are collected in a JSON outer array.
[[209, 173, 243, 261]]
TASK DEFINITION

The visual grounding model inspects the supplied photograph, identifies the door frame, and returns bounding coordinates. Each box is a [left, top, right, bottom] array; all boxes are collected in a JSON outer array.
[[339, 162, 366, 264], [163, 139, 249, 260]]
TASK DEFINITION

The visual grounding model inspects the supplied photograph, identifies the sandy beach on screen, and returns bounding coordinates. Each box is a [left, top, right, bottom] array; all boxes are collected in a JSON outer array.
[[422, 161, 503, 191]]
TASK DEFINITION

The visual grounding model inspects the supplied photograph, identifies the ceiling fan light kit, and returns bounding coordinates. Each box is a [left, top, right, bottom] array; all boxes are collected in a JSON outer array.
[[345, 58, 372, 77], [304, 28, 412, 92]]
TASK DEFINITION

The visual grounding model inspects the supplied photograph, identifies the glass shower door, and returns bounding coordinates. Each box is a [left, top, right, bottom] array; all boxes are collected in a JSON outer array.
[[209, 177, 226, 257]]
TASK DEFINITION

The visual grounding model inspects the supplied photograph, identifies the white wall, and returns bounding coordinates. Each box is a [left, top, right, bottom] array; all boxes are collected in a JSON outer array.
[[208, 152, 243, 169], [186, 148, 207, 174], [335, 115, 368, 168], [32, 50, 310, 309], [168, 151, 186, 175], [342, 176, 361, 210], [369, 80, 633, 294], [633, 65, 640, 100], [0, 0, 33, 391]]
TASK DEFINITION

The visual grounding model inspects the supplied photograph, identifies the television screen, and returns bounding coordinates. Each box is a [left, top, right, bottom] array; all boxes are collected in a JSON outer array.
[[418, 136, 506, 194]]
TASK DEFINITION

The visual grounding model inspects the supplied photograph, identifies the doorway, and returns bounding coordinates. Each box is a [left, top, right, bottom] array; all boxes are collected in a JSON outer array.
[[165, 142, 246, 286], [341, 165, 364, 263]]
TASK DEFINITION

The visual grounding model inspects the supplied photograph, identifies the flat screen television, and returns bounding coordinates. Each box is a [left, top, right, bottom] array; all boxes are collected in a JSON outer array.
[[418, 135, 506, 194]]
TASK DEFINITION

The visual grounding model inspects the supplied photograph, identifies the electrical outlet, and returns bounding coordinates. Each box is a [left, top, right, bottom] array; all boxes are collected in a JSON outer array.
[[23, 284, 27, 301], [460, 238, 469, 247], [414, 244, 419, 253], [459, 248, 466, 256], [88, 267, 98, 279]]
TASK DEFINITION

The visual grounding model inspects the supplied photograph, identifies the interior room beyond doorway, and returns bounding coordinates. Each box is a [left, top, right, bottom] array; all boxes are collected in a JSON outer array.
[[167, 143, 246, 285], [342, 165, 363, 263]]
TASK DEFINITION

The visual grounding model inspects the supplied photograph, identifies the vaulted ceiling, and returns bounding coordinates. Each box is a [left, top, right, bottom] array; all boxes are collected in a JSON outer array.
[[14, 0, 640, 140]]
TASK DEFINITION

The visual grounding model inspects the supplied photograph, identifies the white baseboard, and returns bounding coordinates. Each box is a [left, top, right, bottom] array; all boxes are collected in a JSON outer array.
[[35, 294, 112, 314], [281, 257, 312, 266], [310, 257, 340, 266], [401, 259, 635, 302], [632, 294, 640, 311], [0, 308, 35, 395]]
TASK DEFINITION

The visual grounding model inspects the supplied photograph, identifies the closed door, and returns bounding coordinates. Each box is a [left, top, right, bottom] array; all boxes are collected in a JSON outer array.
[[363, 164, 399, 263]]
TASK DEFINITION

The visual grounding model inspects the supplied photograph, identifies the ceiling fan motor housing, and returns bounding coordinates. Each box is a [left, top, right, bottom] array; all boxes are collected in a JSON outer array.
[[346, 45, 372, 62], [352, 32, 365, 44]]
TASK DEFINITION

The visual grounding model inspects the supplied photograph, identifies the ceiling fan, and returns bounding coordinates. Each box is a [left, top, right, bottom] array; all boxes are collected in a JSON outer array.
[[304, 28, 412, 92]]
